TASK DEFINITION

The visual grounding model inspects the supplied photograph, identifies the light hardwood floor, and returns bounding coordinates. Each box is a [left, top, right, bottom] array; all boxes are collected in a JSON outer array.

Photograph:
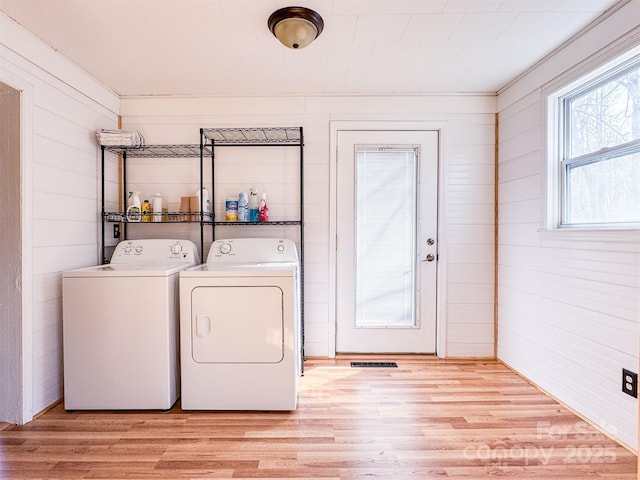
[[1, 356, 637, 479]]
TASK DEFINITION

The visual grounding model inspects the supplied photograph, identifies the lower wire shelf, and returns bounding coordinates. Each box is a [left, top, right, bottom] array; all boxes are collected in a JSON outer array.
[[104, 213, 300, 226], [214, 220, 302, 226], [104, 212, 214, 223]]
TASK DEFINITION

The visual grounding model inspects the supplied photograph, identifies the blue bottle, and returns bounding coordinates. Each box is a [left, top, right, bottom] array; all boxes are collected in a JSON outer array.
[[249, 188, 259, 222]]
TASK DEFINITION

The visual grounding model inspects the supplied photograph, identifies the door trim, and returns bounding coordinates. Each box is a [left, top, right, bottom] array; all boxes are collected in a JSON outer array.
[[0, 73, 34, 423], [329, 121, 448, 358]]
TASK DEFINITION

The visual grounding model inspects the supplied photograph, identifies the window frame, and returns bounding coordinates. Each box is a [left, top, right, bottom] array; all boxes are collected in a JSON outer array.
[[548, 48, 640, 229]]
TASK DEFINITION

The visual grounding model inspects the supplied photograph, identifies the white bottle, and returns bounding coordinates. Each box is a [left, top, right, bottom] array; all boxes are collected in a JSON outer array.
[[126, 191, 141, 222], [238, 192, 248, 222], [195, 187, 210, 213], [151, 193, 163, 222]]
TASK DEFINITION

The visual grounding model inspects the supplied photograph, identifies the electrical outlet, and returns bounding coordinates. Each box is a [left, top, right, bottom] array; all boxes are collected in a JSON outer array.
[[113, 224, 120, 239], [622, 368, 637, 398]]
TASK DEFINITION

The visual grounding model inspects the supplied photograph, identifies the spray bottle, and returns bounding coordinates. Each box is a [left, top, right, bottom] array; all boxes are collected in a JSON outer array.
[[258, 192, 269, 222], [126, 191, 141, 222]]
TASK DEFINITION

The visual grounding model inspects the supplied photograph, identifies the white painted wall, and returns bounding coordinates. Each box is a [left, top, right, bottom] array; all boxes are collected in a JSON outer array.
[[497, 1, 640, 450], [119, 95, 497, 358], [0, 13, 119, 421]]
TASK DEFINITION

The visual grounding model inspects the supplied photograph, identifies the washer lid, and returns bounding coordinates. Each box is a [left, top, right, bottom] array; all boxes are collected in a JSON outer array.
[[63, 262, 196, 277]]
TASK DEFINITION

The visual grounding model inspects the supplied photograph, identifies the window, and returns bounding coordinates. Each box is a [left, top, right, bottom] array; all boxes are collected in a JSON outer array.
[[552, 51, 640, 227]]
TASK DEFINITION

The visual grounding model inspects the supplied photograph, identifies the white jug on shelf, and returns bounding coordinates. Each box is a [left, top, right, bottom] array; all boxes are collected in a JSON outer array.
[[195, 187, 209, 213], [151, 193, 163, 222]]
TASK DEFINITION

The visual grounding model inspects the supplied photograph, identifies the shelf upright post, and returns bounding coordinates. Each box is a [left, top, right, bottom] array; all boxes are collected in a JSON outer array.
[[100, 146, 106, 264], [122, 150, 128, 243], [210, 136, 215, 249], [199, 129, 204, 258], [298, 127, 305, 368]]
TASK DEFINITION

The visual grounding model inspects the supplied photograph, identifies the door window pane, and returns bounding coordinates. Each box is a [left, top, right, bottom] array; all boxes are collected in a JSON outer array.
[[355, 148, 417, 328]]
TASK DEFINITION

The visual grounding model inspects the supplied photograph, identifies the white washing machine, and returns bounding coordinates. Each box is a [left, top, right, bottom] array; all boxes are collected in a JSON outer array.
[[179, 237, 300, 411], [62, 239, 199, 410]]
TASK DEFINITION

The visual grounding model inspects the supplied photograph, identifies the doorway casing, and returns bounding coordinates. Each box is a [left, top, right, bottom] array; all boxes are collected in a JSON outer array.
[[0, 76, 34, 425], [328, 121, 448, 358]]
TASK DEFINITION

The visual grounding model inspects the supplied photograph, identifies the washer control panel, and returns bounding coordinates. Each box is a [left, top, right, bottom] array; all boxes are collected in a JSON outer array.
[[111, 239, 200, 264]]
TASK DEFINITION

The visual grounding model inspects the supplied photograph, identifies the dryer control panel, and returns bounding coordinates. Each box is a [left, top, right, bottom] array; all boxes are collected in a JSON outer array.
[[207, 238, 298, 264], [111, 239, 200, 264]]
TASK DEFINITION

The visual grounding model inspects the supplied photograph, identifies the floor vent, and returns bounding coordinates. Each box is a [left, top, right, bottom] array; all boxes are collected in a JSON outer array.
[[350, 361, 398, 368]]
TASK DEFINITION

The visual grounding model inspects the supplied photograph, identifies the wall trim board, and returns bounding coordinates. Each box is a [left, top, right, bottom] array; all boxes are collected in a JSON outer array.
[[0, 82, 23, 425], [119, 95, 498, 117], [494, 112, 499, 360], [0, 70, 34, 425]]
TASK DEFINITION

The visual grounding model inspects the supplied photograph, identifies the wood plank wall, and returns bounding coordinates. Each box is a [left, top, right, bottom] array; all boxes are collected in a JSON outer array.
[[496, 2, 640, 449]]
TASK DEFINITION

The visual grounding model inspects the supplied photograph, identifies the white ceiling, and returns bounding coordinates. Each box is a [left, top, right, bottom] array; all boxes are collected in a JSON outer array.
[[0, 0, 623, 97]]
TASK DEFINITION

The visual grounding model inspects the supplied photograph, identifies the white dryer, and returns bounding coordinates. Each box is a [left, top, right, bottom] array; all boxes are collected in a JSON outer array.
[[179, 238, 300, 411], [62, 239, 199, 410]]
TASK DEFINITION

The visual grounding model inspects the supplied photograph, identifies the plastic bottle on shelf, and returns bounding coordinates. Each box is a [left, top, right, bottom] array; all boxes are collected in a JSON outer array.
[[249, 188, 259, 222], [141, 199, 152, 222], [225, 197, 238, 221], [258, 193, 269, 222], [126, 191, 141, 222], [238, 192, 248, 222], [151, 193, 163, 222], [195, 188, 209, 213]]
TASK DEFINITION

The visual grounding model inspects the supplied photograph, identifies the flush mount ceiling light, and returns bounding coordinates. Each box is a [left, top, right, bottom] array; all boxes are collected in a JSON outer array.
[[268, 6, 324, 49]]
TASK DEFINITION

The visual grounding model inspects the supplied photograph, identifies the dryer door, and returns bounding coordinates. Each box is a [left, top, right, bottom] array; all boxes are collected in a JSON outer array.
[[191, 285, 284, 363]]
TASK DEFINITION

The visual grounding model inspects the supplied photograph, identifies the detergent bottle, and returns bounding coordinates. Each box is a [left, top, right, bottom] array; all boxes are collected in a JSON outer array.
[[141, 199, 152, 222]]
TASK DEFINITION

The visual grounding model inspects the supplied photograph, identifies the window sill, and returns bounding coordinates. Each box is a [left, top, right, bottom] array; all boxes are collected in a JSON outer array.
[[538, 227, 640, 248]]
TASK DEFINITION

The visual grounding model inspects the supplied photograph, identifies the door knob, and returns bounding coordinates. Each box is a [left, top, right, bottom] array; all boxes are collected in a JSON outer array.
[[425, 254, 435, 262]]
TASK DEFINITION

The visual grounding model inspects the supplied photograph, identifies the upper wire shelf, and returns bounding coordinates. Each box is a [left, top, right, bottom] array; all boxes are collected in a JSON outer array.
[[202, 127, 302, 145], [103, 144, 211, 158]]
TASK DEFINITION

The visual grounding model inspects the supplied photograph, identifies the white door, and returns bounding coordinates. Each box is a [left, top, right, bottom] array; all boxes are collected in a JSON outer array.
[[336, 130, 438, 353]]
